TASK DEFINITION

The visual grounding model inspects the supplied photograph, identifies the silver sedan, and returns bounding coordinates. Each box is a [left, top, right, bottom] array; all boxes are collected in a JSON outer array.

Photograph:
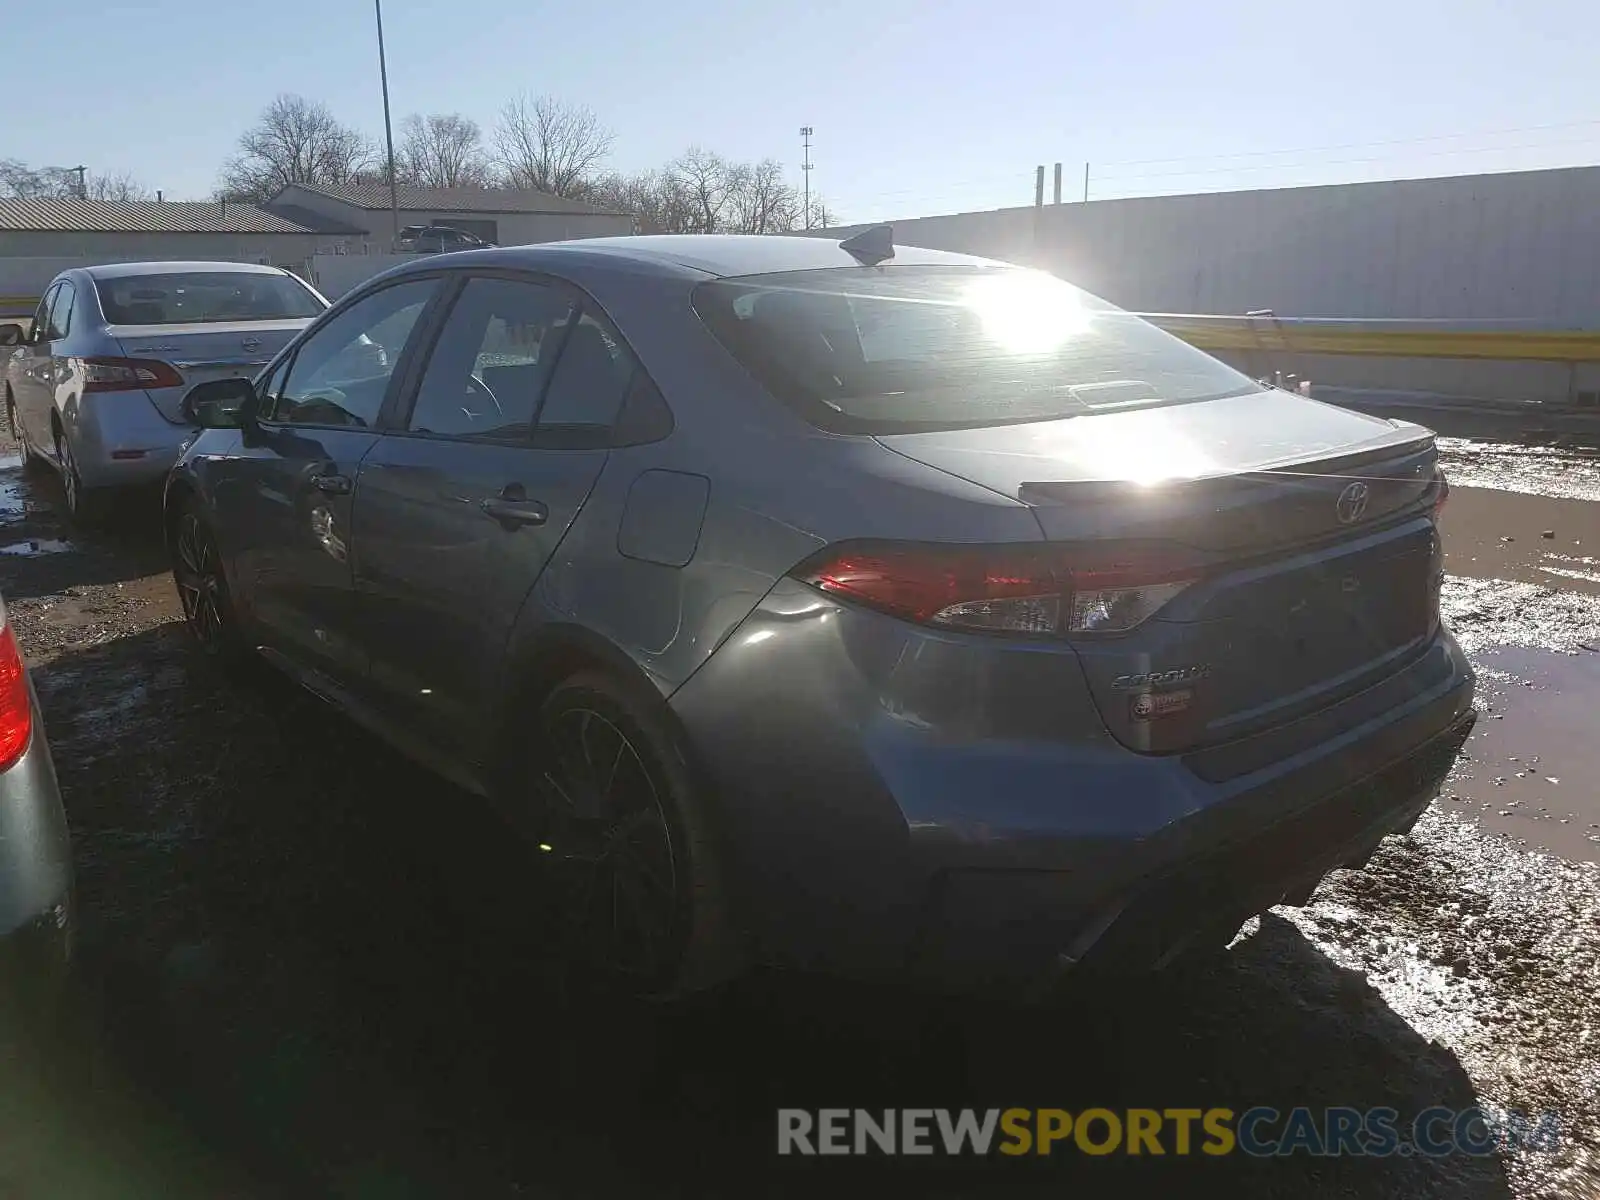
[[1, 261, 327, 522]]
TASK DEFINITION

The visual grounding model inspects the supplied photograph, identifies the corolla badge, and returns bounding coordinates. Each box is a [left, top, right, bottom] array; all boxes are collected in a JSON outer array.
[[1112, 665, 1211, 690], [1335, 480, 1371, 525], [241, 336, 263, 353]]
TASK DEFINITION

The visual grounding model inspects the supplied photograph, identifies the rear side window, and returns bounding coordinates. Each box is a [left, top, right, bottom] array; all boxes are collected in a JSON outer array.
[[536, 311, 636, 432], [406, 277, 574, 440], [45, 282, 73, 339], [692, 266, 1263, 433], [96, 272, 324, 325]]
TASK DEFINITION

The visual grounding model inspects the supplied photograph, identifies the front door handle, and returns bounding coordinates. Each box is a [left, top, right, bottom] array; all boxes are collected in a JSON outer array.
[[480, 494, 548, 528], [312, 473, 352, 495]]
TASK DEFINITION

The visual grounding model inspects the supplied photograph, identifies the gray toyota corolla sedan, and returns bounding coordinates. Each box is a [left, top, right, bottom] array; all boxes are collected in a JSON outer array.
[[164, 231, 1474, 996]]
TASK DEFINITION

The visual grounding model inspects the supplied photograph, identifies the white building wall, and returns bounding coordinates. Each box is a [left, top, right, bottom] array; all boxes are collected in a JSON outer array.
[[274, 187, 632, 247], [819, 165, 1600, 324]]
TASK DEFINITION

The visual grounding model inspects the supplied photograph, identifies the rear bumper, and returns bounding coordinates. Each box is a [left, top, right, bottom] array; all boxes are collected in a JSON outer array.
[[65, 392, 190, 488], [669, 580, 1475, 987], [917, 714, 1469, 989]]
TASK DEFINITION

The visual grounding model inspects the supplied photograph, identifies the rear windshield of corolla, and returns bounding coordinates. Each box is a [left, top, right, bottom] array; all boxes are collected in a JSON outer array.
[[96, 272, 325, 326], [692, 265, 1264, 433]]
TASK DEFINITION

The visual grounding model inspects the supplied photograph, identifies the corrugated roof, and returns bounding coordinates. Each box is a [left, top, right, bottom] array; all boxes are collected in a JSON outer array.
[[0, 198, 355, 235], [281, 181, 621, 216]]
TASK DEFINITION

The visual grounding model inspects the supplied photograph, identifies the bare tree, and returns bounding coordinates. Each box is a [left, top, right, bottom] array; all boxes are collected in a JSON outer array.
[[0, 159, 150, 201], [587, 148, 831, 235], [492, 94, 614, 197], [218, 94, 375, 202], [0, 159, 58, 198], [806, 196, 838, 231], [85, 169, 151, 201], [399, 112, 489, 189], [729, 157, 804, 233], [668, 146, 744, 233]]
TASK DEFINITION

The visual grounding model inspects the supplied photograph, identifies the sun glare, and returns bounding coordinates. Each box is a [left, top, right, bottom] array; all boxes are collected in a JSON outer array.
[[963, 271, 1092, 354]]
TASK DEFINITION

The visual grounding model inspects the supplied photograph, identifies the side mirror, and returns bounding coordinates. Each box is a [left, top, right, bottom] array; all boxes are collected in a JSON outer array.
[[0, 323, 23, 347], [182, 377, 256, 429]]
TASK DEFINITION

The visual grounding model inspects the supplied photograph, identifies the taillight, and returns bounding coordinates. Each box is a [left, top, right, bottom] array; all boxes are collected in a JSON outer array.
[[1432, 466, 1450, 517], [792, 542, 1199, 636], [0, 599, 32, 770], [77, 356, 185, 392]]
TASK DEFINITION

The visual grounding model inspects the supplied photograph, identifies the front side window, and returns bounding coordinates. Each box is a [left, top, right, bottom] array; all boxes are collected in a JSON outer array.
[[693, 266, 1264, 433], [406, 277, 574, 440], [269, 279, 437, 428], [96, 271, 325, 326]]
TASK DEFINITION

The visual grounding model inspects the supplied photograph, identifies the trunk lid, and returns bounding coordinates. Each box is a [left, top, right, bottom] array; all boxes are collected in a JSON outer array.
[[111, 319, 311, 422], [877, 391, 1444, 753]]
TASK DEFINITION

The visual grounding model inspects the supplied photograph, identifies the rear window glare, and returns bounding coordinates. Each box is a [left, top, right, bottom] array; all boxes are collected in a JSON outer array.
[[691, 265, 1264, 434], [96, 272, 325, 326]]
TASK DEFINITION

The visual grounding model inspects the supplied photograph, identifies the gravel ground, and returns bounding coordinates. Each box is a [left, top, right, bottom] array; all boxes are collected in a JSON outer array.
[[0, 432, 1596, 1199]]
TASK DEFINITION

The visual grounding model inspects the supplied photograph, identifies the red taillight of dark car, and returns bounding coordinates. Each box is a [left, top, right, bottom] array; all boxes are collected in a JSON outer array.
[[78, 356, 185, 393], [793, 542, 1201, 636], [0, 608, 32, 770]]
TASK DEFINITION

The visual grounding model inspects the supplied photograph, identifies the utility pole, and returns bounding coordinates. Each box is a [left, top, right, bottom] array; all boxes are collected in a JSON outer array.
[[374, 0, 401, 245], [1083, 162, 1090, 202], [70, 165, 86, 199], [800, 126, 814, 229], [1053, 162, 1063, 204]]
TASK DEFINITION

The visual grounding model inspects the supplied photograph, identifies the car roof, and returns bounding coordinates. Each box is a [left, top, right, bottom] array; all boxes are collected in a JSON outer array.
[[411, 234, 1004, 282], [81, 260, 289, 281]]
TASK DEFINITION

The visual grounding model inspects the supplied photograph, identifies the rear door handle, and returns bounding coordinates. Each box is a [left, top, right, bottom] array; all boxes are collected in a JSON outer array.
[[480, 497, 548, 528], [312, 473, 352, 495]]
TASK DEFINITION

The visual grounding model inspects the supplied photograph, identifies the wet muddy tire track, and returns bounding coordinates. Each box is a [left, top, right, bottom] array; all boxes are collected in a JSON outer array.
[[0, 434, 1595, 1198]]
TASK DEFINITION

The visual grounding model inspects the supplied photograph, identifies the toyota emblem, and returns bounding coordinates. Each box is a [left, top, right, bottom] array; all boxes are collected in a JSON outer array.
[[241, 336, 262, 353], [1335, 481, 1370, 525]]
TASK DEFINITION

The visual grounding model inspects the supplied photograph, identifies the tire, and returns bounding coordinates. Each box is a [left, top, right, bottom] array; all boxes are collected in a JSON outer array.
[[53, 427, 106, 525], [171, 497, 249, 667], [523, 670, 740, 999], [6, 390, 41, 470]]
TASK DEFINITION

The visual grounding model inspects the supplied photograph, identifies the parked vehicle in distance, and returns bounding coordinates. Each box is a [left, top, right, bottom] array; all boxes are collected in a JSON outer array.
[[165, 232, 1473, 998], [0, 262, 328, 522], [396, 224, 494, 254], [0, 588, 73, 999]]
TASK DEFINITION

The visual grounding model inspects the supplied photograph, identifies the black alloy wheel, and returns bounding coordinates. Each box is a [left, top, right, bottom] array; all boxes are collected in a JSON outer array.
[[536, 699, 686, 986], [173, 506, 236, 658]]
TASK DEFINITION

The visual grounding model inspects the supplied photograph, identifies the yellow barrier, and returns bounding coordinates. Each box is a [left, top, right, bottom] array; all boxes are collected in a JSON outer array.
[[1149, 317, 1600, 363]]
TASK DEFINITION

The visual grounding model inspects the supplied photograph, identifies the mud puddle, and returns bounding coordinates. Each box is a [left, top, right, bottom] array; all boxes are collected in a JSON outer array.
[[0, 537, 72, 557], [1436, 646, 1600, 863], [1439, 439, 1600, 502], [1441, 486, 1600, 592]]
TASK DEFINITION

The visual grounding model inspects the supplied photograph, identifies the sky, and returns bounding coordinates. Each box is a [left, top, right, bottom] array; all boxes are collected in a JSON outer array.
[[8, 0, 1600, 222]]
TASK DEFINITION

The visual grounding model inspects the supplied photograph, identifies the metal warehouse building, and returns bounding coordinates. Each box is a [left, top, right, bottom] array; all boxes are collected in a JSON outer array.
[[819, 165, 1600, 323], [0, 197, 357, 266]]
